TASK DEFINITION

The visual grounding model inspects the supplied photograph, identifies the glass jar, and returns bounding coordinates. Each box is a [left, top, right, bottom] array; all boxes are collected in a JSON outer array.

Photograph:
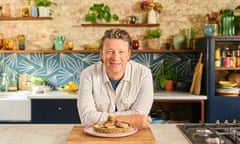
[[132, 40, 139, 49], [22, 7, 29, 17], [1, 73, 8, 91], [17, 35, 25, 50]]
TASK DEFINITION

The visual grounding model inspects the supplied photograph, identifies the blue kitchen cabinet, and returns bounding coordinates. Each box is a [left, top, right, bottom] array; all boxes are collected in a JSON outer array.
[[197, 36, 240, 123], [31, 99, 80, 123]]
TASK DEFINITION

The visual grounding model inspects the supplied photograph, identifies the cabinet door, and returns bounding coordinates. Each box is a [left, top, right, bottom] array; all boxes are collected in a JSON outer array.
[[197, 36, 240, 122], [31, 99, 80, 123]]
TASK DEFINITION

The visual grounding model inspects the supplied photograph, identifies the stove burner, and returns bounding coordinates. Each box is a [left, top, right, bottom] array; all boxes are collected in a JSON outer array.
[[177, 120, 240, 144]]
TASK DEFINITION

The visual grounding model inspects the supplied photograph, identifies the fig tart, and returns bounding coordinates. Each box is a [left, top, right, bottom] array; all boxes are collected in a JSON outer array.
[[93, 115, 131, 134]]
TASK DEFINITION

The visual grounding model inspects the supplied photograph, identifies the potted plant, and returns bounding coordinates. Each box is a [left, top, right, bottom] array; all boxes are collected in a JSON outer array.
[[29, 76, 47, 93], [85, 3, 119, 23], [30, 0, 56, 17], [234, 5, 240, 35], [155, 58, 179, 91], [145, 28, 162, 49]]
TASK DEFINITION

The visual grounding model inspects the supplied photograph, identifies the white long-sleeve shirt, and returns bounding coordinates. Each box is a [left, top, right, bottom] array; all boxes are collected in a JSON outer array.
[[77, 60, 154, 125]]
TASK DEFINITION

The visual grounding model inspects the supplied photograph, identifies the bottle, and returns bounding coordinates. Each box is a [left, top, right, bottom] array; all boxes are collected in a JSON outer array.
[[221, 48, 226, 66], [224, 47, 230, 67], [1, 73, 8, 92], [8, 73, 17, 91], [236, 45, 240, 67], [230, 50, 236, 67], [215, 48, 221, 67]]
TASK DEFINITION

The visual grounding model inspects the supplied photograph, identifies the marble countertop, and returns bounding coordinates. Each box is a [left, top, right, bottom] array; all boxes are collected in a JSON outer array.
[[0, 124, 189, 144], [0, 90, 207, 100]]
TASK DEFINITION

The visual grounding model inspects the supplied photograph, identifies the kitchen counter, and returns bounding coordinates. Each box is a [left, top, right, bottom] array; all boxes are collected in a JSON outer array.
[[0, 124, 189, 144], [0, 90, 207, 100]]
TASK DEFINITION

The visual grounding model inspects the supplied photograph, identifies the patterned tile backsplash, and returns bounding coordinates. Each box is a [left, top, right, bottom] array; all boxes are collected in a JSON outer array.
[[0, 53, 197, 89]]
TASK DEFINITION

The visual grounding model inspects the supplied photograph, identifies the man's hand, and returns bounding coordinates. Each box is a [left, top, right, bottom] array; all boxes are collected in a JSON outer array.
[[116, 114, 152, 129]]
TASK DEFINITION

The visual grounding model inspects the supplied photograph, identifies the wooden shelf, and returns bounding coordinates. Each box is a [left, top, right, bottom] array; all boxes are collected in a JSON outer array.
[[0, 49, 199, 53], [132, 49, 199, 53], [81, 23, 160, 27], [0, 17, 53, 21], [215, 66, 240, 70]]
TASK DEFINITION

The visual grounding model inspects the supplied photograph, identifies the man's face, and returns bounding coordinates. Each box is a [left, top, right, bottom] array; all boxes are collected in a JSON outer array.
[[100, 38, 131, 79]]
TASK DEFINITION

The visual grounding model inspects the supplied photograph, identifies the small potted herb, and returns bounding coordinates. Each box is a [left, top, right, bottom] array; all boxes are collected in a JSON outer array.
[[155, 58, 179, 91], [145, 28, 162, 49], [85, 3, 119, 23], [30, 0, 56, 17], [29, 76, 47, 93]]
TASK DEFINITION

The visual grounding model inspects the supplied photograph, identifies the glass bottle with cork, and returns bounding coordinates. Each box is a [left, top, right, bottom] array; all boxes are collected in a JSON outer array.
[[236, 45, 240, 67], [224, 47, 231, 67]]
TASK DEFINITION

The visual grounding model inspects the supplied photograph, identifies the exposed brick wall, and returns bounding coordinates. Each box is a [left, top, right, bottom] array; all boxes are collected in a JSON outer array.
[[0, 0, 239, 50]]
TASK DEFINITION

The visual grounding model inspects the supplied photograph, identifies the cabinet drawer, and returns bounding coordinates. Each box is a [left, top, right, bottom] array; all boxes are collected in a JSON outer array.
[[31, 99, 80, 123]]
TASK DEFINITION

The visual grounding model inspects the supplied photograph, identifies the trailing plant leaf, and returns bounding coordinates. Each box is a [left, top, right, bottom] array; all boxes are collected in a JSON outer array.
[[85, 3, 119, 23]]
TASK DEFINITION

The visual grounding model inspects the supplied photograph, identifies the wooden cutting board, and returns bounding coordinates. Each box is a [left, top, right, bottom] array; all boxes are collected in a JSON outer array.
[[66, 126, 156, 144]]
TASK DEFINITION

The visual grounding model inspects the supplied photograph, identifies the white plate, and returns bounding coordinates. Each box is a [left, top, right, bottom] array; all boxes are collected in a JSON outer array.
[[83, 125, 138, 137]]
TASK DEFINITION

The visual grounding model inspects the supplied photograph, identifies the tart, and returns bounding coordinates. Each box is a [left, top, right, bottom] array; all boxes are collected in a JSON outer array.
[[93, 115, 131, 134]]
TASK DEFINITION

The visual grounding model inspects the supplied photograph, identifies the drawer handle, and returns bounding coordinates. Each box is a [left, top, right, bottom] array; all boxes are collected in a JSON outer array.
[[57, 107, 63, 111]]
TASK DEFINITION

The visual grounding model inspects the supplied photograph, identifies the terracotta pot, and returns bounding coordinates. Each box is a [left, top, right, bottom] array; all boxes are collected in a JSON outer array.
[[147, 38, 160, 49], [164, 80, 175, 91]]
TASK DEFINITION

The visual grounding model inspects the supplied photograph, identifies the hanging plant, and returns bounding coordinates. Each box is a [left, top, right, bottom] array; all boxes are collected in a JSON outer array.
[[85, 3, 119, 23]]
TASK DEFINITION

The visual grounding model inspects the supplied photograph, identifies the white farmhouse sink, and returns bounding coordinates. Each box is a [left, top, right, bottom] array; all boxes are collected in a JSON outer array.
[[0, 92, 31, 122]]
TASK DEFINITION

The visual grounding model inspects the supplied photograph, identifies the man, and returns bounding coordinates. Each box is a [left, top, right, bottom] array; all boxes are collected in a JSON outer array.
[[78, 29, 153, 129]]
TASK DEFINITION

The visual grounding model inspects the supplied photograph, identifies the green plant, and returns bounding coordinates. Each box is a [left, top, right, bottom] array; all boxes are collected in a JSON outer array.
[[234, 6, 240, 33], [145, 28, 162, 39], [29, 0, 56, 7], [85, 3, 119, 23], [30, 76, 46, 86], [155, 58, 179, 88]]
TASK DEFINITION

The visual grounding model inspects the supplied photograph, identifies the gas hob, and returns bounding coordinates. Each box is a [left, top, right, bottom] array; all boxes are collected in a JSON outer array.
[[177, 120, 240, 144]]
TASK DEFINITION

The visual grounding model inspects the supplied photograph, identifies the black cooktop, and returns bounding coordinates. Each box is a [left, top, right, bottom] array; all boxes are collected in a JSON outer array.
[[177, 121, 240, 144]]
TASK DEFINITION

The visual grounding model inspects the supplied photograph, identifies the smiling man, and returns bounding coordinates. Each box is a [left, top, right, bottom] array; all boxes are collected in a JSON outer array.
[[78, 29, 154, 129]]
